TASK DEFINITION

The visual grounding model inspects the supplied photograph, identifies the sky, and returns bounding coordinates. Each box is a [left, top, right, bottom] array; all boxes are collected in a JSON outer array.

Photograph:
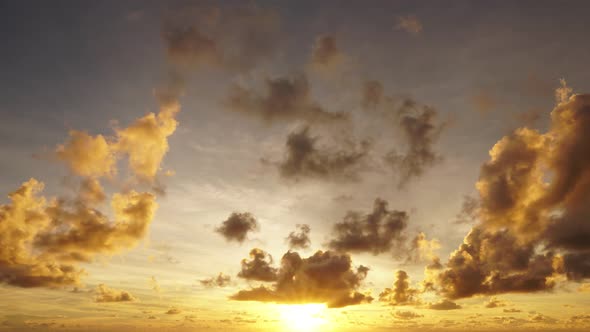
[[1, 1, 590, 331]]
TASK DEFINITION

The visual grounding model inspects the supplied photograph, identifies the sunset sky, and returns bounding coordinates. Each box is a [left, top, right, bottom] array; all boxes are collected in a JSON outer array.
[[2, 1, 590, 331]]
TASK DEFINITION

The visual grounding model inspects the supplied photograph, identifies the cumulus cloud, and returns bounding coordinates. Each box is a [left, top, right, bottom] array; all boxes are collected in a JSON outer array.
[[286, 224, 311, 250], [95, 284, 137, 303], [484, 297, 507, 308], [0, 179, 157, 288], [396, 15, 423, 34], [215, 212, 259, 243], [327, 198, 408, 255], [231, 250, 372, 308], [385, 101, 446, 187], [55, 131, 116, 178], [277, 126, 369, 182], [310, 35, 343, 68], [436, 85, 590, 299], [227, 75, 348, 123], [379, 270, 420, 306], [55, 84, 181, 182], [406, 232, 441, 264], [200, 273, 231, 288], [237, 248, 278, 282], [428, 299, 461, 310], [1, 68, 180, 289], [162, 4, 280, 72]]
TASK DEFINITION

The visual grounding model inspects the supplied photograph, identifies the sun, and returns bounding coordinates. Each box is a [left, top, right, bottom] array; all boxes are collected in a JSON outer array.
[[278, 304, 331, 331]]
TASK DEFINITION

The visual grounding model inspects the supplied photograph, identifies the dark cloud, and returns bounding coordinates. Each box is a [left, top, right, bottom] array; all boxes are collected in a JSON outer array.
[[436, 91, 590, 299], [393, 310, 423, 320], [162, 4, 280, 72], [310, 35, 342, 68], [227, 75, 348, 123], [285, 224, 311, 250], [454, 195, 479, 224], [504, 308, 522, 313], [215, 212, 259, 243], [437, 227, 555, 299], [237, 248, 278, 282], [231, 250, 372, 308], [278, 126, 369, 182], [385, 101, 446, 188], [200, 273, 231, 288], [327, 198, 408, 255], [428, 299, 461, 310], [94, 284, 137, 303], [379, 270, 420, 306]]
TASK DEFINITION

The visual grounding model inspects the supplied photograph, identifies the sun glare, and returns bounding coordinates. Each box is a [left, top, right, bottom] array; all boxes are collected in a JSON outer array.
[[278, 304, 331, 332]]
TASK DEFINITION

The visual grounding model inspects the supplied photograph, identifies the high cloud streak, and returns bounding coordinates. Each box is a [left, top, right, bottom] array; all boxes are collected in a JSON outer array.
[[231, 249, 372, 308]]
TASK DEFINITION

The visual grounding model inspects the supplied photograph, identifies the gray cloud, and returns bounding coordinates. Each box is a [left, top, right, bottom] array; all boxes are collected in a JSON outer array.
[[215, 212, 259, 244], [327, 198, 408, 255]]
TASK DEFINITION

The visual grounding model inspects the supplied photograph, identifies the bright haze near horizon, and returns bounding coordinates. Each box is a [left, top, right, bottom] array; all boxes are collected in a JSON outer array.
[[1, 1, 590, 331]]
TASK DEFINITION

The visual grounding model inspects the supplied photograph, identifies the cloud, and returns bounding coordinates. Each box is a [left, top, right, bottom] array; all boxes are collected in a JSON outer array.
[[310, 35, 343, 69], [396, 15, 423, 34], [215, 212, 259, 243], [113, 99, 180, 181], [380, 270, 420, 306], [200, 273, 231, 288], [0, 179, 157, 288], [55, 83, 181, 182], [454, 195, 479, 224], [428, 299, 461, 310], [393, 310, 423, 320], [406, 232, 441, 264], [436, 86, 590, 299], [277, 126, 369, 182], [484, 297, 507, 308], [94, 284, 137, 303], [165, 308, 182, 315], [286, 224, 311, 250], [327, 198, 408, 255], [237, 248, 278, 282], [504, 308, 522, 313], [55, 131, 116, 178], [162, 4, 280, 72], [227, 75, 348, 124], [361, 80, 384, 109], [231, 250, 372, 308], [385, 100, 446, 187], [437, 227, 555, 299]]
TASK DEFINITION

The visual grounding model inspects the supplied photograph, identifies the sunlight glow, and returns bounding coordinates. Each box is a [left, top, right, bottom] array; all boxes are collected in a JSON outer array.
[[278, 304, 330, 332]]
